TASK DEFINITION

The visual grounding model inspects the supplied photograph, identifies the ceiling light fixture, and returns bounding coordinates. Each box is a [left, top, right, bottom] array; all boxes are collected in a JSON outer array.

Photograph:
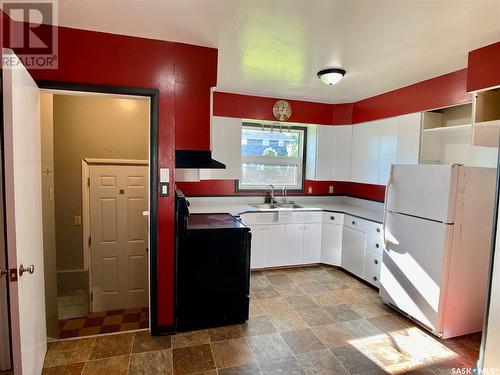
[[317, 68, 346, 86]]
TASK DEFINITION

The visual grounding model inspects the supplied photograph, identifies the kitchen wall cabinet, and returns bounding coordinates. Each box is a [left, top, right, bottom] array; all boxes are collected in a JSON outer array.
[[303, 223, 322, 264], [352, 113, 421, 185], [351, 121, 382, 184], [200, 116, 241, 180], [420, 103, 498, 167], [306, 125, 352, 181]]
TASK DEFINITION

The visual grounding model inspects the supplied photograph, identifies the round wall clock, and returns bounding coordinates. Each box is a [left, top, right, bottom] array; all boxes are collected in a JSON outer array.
[[272, 100, 292, 121]]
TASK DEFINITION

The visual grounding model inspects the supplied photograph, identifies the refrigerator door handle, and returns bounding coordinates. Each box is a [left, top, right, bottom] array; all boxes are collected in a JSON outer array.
[[383, 165, 394, 248]]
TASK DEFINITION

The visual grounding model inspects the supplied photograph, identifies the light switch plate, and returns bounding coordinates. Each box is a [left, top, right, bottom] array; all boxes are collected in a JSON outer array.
[[329, 186, 334, 194], [74, 215, 81, 226], [160, 168, 169, 183]]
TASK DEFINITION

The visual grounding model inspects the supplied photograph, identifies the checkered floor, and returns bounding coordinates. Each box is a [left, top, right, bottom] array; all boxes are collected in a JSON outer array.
[[59, 307, 149, 338]]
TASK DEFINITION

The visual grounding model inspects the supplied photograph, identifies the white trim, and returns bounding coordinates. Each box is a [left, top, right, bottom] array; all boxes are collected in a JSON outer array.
[[39, 88, 149, 101], [83, 158, 148, 166], [82, 160, 90, 271]]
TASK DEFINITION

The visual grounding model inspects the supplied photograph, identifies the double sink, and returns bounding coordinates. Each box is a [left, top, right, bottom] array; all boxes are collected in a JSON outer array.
[[251, 203, 303, 209]]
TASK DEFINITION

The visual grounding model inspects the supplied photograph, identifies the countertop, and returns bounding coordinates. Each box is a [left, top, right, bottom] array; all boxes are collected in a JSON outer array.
[[187, 198, 384, 224]]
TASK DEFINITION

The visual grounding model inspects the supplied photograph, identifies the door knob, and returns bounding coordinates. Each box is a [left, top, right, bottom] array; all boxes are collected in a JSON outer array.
[[0, 267, 7, 277], [19, 264, 34, 276]]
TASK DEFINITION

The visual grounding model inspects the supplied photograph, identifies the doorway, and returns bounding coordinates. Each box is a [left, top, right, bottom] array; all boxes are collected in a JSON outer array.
[[39, 91, 152, 340]]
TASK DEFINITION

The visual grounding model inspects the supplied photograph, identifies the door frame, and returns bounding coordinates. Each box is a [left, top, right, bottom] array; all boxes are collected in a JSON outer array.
[[83, 159, 149, 312], [0, 71, 13, 370], [36, 80, 162, 335]]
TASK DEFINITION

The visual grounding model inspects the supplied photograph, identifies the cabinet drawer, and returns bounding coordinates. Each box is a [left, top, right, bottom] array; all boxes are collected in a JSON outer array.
[[344, 215, 370, 232], [293, 211, 322, 223], [241, 212, 278, 225], [322, 212, 344, 224], [366, 235, 384, 256], [363, 250, 382, 288]]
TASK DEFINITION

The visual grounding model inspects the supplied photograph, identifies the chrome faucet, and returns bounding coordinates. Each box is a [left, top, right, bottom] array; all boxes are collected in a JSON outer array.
[[269, 184, 277, 203], [281, 186, 287, 203]]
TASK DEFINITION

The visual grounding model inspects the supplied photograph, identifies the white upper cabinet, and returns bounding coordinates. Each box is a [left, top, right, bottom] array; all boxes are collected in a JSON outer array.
[[420, 102, 498, 167], [331, 126, 353, 181], [351, 121, 382, 184], [396, 113, 422, 164], [306, 125, 352, 181], [378, 117, 398, 185], [352, 113, 422, 185], [200, 116, 241, 180]]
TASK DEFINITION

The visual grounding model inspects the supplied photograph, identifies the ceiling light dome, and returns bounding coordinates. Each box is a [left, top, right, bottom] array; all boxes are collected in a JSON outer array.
[[317, 68, 346, 86]]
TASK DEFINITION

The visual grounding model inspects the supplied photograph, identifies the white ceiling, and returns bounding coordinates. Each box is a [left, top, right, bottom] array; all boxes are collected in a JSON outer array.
[[56, 0, 500, 103]]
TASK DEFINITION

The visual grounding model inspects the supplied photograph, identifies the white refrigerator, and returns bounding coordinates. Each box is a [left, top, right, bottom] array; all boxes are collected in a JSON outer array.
[[379, 164, 496, 339]]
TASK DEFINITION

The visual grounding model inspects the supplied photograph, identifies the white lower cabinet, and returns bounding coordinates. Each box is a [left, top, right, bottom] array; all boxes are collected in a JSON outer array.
[[244, 211, 383, 288], [341, 226, 366, 278], [285, 223, 305, 266], [321, 223, 343, 266], [264, 224, 286, 267], [303, 223, 322, 264], [363, 250, 382, 287], [249, 225, 267, 269]]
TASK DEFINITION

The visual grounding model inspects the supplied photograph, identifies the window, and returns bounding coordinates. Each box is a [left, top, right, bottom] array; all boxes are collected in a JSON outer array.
[[238, 124, 306, 190]]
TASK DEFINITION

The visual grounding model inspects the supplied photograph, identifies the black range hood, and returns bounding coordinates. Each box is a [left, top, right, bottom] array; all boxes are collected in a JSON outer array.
[[175, 150, 226, 169]]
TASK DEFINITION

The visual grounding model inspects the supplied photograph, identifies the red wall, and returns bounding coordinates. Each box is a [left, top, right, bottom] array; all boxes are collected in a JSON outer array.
[[176, 180, 386, 202], [467, 41, 500, 92], [213, 91, 352, 126], [352, 69, 470, 123], [5, 21, 217, 329]]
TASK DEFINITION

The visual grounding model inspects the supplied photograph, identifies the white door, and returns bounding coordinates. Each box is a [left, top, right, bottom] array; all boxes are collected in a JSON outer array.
[[315, 126, 334, 180], [284, 224, 304, 265], [331, 126, 352, 181], [264, 225, 285, 267], [90, 164, 149, 311], [249, 225, 266, 269], [386, 164, 458, 223], [341, 226, 365, 277], [379, 211, 452, 332], [3, 49, 46, 374], [351, 121, 381, 184], [321, 223, 343, 266], [303, 223, 322, 264]]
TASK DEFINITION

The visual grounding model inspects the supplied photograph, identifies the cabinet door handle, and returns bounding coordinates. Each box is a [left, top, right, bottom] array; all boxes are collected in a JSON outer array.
[[375, 244, 380, 249], [376, 228, 381, 233], [373, 276, 378, 281], [330, 216, 335, 221], [374, 259, 379, 265], [352, 220, 356, 225]]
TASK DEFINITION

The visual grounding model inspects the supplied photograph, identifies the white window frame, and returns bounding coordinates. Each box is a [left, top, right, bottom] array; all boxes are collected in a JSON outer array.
[[238, 123, 306, 191]]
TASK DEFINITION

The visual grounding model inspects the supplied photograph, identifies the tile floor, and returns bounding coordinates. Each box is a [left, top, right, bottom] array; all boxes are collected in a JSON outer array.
[[59, 307, 149, 338], [42, 266, 481, 374]]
